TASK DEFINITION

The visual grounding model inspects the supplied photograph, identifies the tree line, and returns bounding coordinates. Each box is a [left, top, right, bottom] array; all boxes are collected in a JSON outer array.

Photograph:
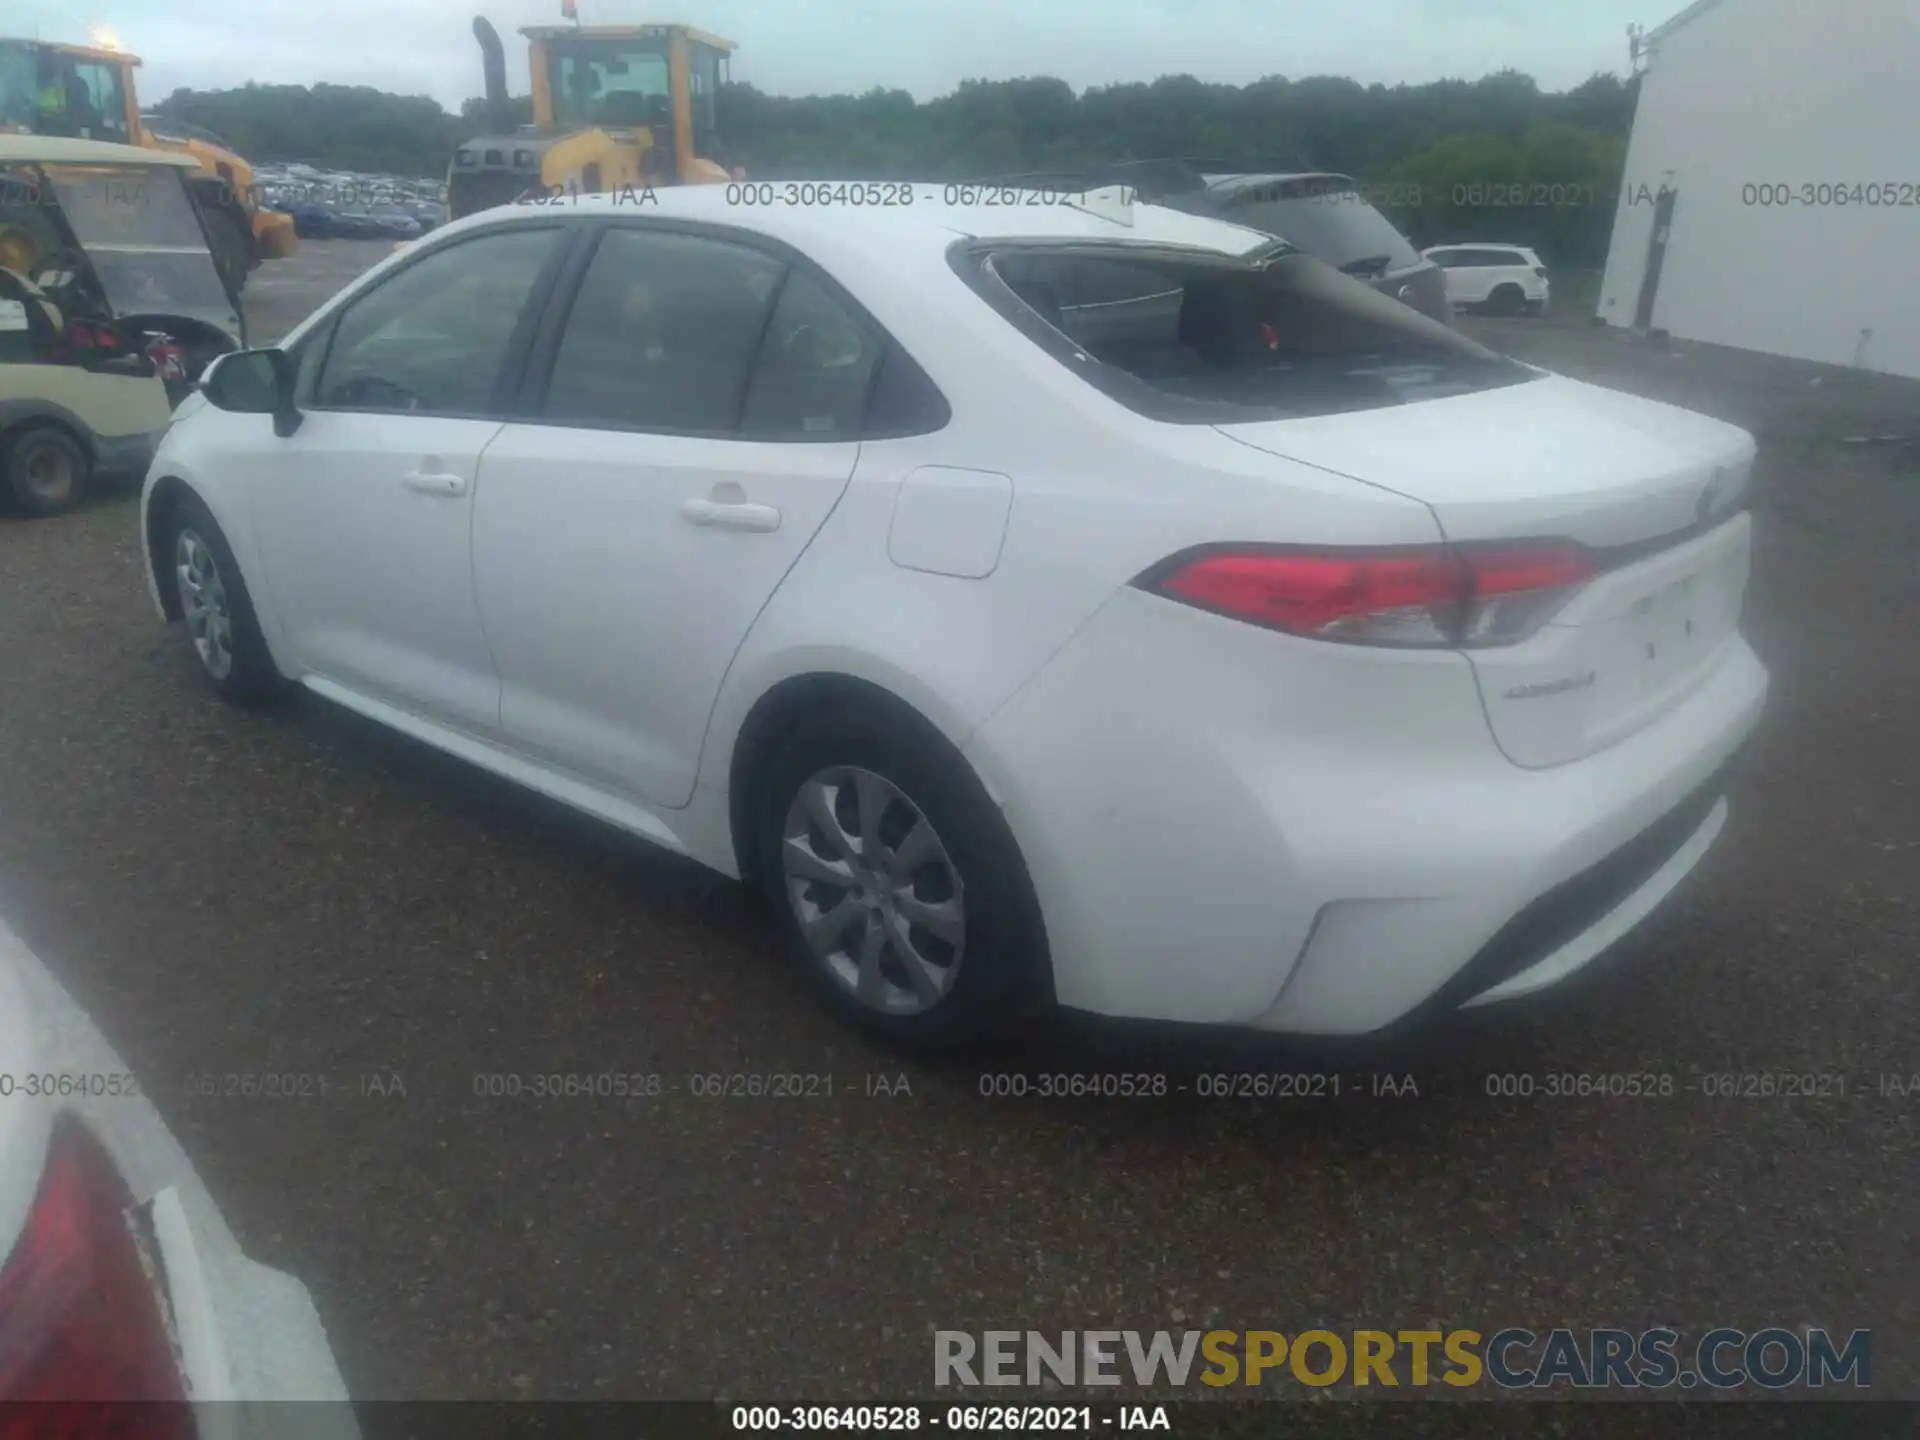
[[152, 68, 1638, 265]]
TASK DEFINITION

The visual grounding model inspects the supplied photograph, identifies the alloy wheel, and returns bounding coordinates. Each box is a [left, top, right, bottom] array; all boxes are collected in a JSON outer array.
[[174, 529, 235, 680], [781, 766, 966, 1015]]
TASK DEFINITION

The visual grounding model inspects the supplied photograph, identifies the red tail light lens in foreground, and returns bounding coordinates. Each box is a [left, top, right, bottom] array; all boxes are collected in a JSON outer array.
[[0, 1120, 192, 1437], [1144, 544, 1594, 647]]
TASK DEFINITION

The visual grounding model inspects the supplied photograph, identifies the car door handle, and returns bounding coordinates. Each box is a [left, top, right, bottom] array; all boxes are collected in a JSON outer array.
[[403, 470, 468, 498], [679, 498, 781, 532]]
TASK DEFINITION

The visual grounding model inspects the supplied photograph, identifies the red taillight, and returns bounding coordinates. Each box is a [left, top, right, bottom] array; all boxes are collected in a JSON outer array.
[[1143, 544, 1593, 647], [1533, 266, 1550, 278], [0, 1121, 192, 1435], [1465, 545, 1590, 596], [1158, 551, 1464, 636]]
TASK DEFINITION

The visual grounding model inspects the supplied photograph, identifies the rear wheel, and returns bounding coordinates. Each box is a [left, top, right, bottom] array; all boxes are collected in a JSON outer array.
[[2, 424, 90, 518], [754, 708, 1049, 1051], [1486, 283, 1526, 316]]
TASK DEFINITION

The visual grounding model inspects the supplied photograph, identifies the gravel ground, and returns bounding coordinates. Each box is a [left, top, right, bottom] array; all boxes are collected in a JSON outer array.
[[0, 241, 1914, 1402]]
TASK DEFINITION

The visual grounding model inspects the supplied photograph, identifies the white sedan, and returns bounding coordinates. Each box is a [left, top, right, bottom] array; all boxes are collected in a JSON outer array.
[[139, 185, 1766, 1048], [0, 916, 354, 1425]]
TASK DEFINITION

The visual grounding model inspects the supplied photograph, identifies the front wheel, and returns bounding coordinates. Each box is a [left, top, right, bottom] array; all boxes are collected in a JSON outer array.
[[164, 494, 285, 704], [754, 711, 1050, 1050]]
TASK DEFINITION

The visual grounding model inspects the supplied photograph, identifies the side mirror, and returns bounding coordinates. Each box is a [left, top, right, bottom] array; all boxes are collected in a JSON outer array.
[[201, 348, 302, 437]]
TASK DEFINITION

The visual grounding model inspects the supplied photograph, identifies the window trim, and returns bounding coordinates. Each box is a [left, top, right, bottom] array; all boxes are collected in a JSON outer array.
[[509, 214, 950, 443], [302, 220, 579, 422]]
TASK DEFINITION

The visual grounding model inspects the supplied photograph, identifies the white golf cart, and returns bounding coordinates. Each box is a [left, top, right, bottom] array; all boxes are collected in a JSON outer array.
[[0, 134, 244, 516]]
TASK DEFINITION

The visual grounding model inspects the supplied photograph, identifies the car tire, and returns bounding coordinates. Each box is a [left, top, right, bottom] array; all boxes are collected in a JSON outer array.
[[1487, 284, 1526, 316], [162, 492, 286, 705], [753, 706, 1050, 1051], [2, 423, 91, 518]]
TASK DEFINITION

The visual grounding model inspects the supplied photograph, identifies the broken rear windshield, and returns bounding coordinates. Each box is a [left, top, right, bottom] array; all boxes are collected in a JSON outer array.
[[955, 242, 1535, 422]]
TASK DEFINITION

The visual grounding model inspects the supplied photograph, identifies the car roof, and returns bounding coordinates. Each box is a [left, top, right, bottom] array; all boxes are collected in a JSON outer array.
[[441, 183, 1281, 264], [0, 134, 200, 168], [1427, 242, 1536, 251]]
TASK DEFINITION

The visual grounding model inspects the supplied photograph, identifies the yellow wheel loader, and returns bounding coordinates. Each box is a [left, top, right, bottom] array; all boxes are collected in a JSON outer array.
[[448, 18, 736, 220], [0, 35, 298, 295]]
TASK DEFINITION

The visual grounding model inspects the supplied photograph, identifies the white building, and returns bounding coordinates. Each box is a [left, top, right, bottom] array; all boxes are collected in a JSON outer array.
[[1597, 0, 1920, 380]]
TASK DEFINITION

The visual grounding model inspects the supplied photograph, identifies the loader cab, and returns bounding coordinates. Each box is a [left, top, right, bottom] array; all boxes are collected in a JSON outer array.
[[526, 24, 733, 183], [0, 39, 137, 144]]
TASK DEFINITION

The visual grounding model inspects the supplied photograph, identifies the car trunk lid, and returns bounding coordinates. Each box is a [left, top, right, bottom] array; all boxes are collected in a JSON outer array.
[[1217, 373, 1757, 766]]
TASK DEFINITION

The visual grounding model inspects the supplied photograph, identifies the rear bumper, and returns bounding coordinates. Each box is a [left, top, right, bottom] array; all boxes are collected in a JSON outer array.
[[0, 917, 354, 1421], [965, 586, 1767, 1034], [1404, 753, 1737, 1018]]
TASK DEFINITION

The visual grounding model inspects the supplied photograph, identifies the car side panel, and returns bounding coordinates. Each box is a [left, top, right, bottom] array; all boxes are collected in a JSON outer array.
[[698, 390, 1444, 828]]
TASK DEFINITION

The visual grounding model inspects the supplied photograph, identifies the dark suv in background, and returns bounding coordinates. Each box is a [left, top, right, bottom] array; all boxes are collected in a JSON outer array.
[[985, 160, 1454, 327]]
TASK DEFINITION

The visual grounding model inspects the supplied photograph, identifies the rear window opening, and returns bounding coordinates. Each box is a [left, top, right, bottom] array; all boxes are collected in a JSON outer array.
[[958, 242, 1536, 422]]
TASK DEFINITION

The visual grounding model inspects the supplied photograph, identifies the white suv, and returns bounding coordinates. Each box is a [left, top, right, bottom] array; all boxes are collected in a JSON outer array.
[[1423, 244, 1550, 316]]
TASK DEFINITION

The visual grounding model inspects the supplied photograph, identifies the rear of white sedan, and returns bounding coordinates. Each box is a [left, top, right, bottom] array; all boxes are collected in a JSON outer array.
[[942, 233, 1765, 1034], [140, 186, 1764, 1050], [0, 918, 354, 1434]]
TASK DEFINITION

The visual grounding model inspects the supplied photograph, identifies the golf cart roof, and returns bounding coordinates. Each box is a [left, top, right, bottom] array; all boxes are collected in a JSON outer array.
[[0, 134, 199, 168]]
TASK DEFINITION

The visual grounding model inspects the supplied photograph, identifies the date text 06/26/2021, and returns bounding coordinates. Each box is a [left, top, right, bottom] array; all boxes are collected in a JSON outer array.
[[515, 182, 1104, 210]]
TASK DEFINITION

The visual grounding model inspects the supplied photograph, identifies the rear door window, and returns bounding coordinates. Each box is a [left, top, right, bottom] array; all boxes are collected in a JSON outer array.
[[738, 268, 882, 440], [970, 244, 1534, 421], [540, 227, 784, 433]]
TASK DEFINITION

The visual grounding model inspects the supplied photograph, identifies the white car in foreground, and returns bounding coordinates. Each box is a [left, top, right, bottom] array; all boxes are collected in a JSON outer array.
[[0, 917, 353, 1427], [139, 185, 1765, 1048]]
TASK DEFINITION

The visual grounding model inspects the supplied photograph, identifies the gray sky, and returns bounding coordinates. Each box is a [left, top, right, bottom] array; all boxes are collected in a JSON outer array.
[[20, 0, 1657, 111]]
